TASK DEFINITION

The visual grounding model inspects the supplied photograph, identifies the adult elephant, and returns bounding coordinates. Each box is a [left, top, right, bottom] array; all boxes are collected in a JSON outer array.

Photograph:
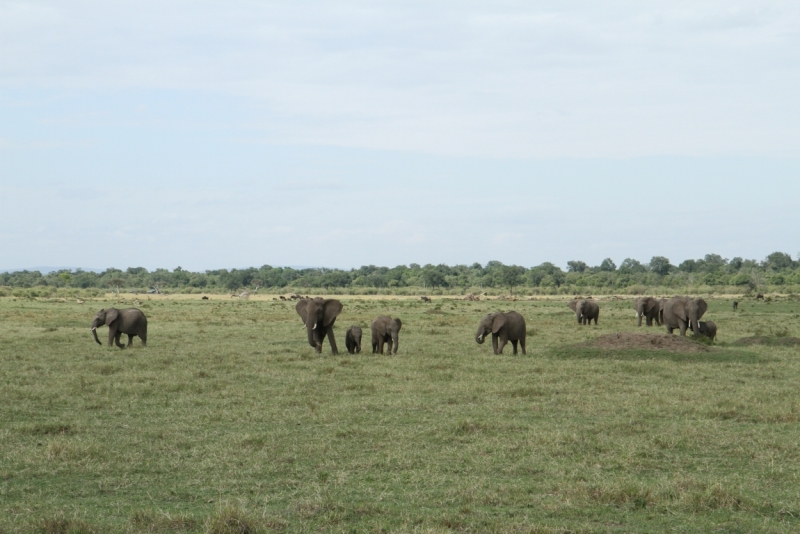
[[569, 299, 599, 325], [634, 297, 661, 327], [296, 298, 343, 355], [91, 307, 147, 348], [371, 316, 402, 355], [661, 297, 707, 336], [475, 311, 526, 355]]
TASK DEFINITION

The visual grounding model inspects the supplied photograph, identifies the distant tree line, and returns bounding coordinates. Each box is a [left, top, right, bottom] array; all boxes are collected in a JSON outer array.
[[1, 252, 799, 296]]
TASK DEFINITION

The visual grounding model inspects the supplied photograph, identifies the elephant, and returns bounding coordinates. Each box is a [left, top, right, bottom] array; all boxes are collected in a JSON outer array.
[[634, 297, 661, 327], [569, 299, 599, 325], [661, 297, 707, 336], [371, 316, 402, 355], [345, 326, 362, 354], [475, 311, 526, 355], [91, 307, 147, 348], [296, 298, 343, 355], [690, 320, 717, 341], [733, 301, 738, 310]]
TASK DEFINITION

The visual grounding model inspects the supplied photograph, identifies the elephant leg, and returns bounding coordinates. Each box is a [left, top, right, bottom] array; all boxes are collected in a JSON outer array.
[[126, 334, 134, 347], [678, 320, 687, 336], [637, 314, 642, 327], [140, 332, 147, 346], [594, 315, 598, 325], [114, 331, 125, 349], [386, 338, 393, 355], [326, 326, 339, 355], [491, 333, 499, 354], [645, 316, 652, 327], [511, 339, 518, 355], [497, 334, 508, 354], [520, 338, 526, 355], [666, 325, 673, 335], [107, 329, 115, 347]]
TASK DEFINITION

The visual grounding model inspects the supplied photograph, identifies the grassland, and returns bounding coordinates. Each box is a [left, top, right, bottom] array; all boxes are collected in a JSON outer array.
[[1, 294, 800, 533]]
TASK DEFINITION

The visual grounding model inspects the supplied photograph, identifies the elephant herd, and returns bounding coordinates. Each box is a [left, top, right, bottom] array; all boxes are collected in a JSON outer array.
[[634, 296, 716, 340], [88, 295, 718, 354]]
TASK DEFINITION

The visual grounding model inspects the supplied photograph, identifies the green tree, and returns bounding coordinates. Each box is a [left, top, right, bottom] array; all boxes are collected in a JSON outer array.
[[648, 256, 673, 276]]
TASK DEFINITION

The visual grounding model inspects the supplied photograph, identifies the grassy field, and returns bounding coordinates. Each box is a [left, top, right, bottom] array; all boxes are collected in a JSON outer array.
[[1, 294, 800, 533]]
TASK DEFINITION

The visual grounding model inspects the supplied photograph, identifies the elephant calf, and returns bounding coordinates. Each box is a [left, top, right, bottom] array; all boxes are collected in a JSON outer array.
[[475, 311, 526, 355], [372, 316, 402, 355], [91, 307, 147, 349], [345, 326, 362, 354], [691, 320, 717, 341], [569, 299, 599, 325]]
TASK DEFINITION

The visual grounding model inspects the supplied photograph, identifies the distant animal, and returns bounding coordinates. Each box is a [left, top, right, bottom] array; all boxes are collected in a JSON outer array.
[[733, 301, 738, 310], [91, 307, 147, 348], [475, 311, 526, 355], [201, 296, 209, 300], [371, 316, 402, 355], [662, 297, 707, 336], [634, 297, 661, 327], [569, 299, 599, 325], [345, 326, 362, 354], [756, 293, 765, 300], [279, 296, 287, 300], [420, 296, 431, 302], [295, 298, 343, 355]]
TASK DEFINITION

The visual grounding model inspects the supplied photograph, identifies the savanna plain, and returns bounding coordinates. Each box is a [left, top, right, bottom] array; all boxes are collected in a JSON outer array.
[[2, 294, 800, 533]]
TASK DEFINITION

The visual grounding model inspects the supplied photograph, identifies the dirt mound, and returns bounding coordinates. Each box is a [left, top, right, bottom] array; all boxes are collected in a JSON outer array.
[[579, 333, 711, 353], [735, 336, 800, 347]]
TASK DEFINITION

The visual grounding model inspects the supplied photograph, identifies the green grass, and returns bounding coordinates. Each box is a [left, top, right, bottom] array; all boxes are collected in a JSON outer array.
[[2, 295, 800, 532]]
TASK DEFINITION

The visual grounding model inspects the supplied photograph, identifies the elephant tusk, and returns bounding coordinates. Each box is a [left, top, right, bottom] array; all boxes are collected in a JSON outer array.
[[91, 327, 96, 331], [312, 322, 317, 330]]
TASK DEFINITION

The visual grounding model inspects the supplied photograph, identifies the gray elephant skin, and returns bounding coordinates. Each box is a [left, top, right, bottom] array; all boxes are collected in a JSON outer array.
[[91, 307, 147, 348], [345, 326, 362, 354], [692, 320, 717, 340], [475, 311, 526, 355], [661, 296, 708, 336], [371, 316, 402, 354], [634, 297, 662, 326], [296, 298, 343, 355], [569, 299, 599, 325]]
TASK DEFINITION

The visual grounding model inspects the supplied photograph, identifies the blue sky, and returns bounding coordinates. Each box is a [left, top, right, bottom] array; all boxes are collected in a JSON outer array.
[[1, 1, 799, 271]]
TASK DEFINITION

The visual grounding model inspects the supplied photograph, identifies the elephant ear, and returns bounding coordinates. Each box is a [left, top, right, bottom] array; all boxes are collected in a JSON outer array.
[[491, 313, 507, 334], [568, 300, 578, 312], [105, 308, 120, 326], [295, 299, 309, 323], [322, 299, 343, 326], [696, 298, 708, 319], [645, 298, 659, 314], [393, 318, 402, 331]]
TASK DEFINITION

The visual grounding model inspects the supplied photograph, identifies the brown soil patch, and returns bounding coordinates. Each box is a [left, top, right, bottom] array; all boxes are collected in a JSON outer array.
[[579, 333, 712, 353], [735, 336, 800, 347]]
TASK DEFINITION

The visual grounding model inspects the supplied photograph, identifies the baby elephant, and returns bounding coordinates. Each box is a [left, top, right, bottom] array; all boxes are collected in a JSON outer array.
[[732, 301, 738, 310], [475, 311, 526, 355], [569, 299, 599, 325], [345, 326, 362, 354], [91, 307, 148, 349], [371, 316, 402, 355], [693, 320, 717, 341]]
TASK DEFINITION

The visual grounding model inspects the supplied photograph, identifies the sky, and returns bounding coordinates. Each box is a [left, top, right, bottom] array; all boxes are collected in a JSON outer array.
[[1, 1, 799, 272]]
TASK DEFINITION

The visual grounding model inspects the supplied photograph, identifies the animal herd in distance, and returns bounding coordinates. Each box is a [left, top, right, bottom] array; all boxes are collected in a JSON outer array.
[[88, 295, 721, 354]]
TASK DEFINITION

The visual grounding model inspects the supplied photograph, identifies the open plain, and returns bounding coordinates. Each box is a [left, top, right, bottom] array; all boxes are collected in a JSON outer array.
[[2, 294, 800, 532]]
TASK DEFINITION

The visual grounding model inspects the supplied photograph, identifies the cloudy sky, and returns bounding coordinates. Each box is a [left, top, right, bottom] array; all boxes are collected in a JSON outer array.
[[1, 1, 799, 271]]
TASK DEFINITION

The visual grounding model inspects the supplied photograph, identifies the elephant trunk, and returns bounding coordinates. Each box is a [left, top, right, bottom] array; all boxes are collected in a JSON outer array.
[[90, 318, 102, 345], [392, 331, 399, 352], [475, 331, 486, 344]]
